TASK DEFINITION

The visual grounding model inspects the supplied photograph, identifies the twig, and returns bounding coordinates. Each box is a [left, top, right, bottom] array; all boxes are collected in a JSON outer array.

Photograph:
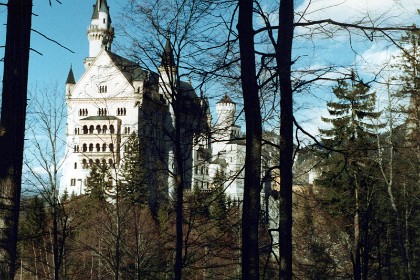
[[31, 28, 74, 53]]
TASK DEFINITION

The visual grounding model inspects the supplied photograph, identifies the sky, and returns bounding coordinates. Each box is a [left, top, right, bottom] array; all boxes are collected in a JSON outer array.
[[0, 0, 419, 135]]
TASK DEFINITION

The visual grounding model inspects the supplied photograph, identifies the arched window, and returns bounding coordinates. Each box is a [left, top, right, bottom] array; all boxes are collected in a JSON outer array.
[[95, 159, 100, 165], [89, 159, 93, 167], [83, 125, 88, 134], [96, 125, 101, 134], [76, 145, 79, 152], [102, 125, 107, 133], [102, 159, 107, 166], [109, 143, 114, 152], [108, 158, 113, 165], [102, 143, 107, 152], [96, 143, 100, 152], [104, 108, 107, 116], [117, 108, 120, 115], [83, 144, 87, 152], [123, 108, 126, 115], [110, 125, 115, 134], [79, 109, 82, 116], [74, 162, 77, 169], [74, 145, 77, 152], [74, 128, 78, 135], [89, 125, 94, 134], [89, 143, 93, 152], [82, 159, 87, 169]]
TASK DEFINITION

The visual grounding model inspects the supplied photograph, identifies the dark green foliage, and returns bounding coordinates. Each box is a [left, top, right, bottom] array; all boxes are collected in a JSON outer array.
[[20, 196, 46, 241], [85, 163, 109, 202], [119, 133, 148, 206], [317, 79, 383, 279]]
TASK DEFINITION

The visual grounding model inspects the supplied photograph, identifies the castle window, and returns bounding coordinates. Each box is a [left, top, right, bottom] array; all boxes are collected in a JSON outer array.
[[74, 162, 77, 169], [95, 159, 100, 165], [83, 125, 88, 134], [89, 125, 94, 134], [96, 125, 101, 134], [109, 143, 114, 152], [108, 159, 113, 166], [89, 143, 93, 152], [74, 145, 77, 152], [102, 143, 107, 152], [110, 125, 115, 134], [96, 143, 100, 152], [82, 159, 87, 169], [82, 144, 87, 152], [102, 159, 106, 166], [70, 179, 76, 186], [99, 85, 108, 93], [89, 159, 93, 167], [74, 128, 78, 135], [102, 125, 107, 133]]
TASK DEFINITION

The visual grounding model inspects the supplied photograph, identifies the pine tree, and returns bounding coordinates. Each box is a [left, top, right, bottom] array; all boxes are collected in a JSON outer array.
[[317, 79, 383, 280], [85, 164, 109, 202], [119, 134, 148, 206]]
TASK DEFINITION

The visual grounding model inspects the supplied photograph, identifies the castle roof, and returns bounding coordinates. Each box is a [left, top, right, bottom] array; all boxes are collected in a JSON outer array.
[[106, 51, 148, 83], [91, 0, 111, 22], [81, 116, 120, 121], [217, 94, 235, 104], [66, 66, 76, 84], [160, 39, 175, 67]]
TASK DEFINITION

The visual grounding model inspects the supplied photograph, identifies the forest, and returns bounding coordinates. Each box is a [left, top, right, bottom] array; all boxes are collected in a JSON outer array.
[[0, 0, 419, 279]]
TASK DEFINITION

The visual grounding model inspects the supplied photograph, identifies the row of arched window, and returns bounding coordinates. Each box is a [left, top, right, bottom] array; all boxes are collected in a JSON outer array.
[[98, 108, 107, 116], [74, 158, 115, 169], [79, 108, 88, 116], [75, 124, 116, 135], [73, 143, 114, 153], [117, 108, 126, 116]]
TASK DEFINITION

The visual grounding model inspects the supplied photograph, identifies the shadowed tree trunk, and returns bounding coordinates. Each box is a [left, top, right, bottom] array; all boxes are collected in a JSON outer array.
[[277, 0, 294, 279], [0, 0, 32, 278], [237, 0, 263, 279]]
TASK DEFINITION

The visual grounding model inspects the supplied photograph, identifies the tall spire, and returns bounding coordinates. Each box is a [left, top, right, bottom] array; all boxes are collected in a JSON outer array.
[[85, 0, 114, 68], [160, 39, 175, 67], [66, 65, 75, 84]]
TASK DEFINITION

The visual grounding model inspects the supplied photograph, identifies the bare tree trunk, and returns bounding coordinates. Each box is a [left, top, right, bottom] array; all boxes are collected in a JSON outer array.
[[0, 0, 32, 278], [174, 101, 186, 280], [237, 1, 262, 279], [277, 0, 294, 279]]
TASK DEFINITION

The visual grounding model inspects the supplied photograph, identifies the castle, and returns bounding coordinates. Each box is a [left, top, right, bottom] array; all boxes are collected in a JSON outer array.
[[59, 0, 245, 201]]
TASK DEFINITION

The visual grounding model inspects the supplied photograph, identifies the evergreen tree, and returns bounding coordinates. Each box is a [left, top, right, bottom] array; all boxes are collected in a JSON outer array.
[[119, 133, 148, 206], [317, 79, 383, 280], [85, 164, 109, 202]]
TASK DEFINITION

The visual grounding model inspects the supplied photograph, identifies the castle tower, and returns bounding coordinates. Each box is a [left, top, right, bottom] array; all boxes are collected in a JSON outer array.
[[216, 94, 236, 129], [158, 39, 177, 97], [65, 65, 76, 97], [84, 0, 114, 69]]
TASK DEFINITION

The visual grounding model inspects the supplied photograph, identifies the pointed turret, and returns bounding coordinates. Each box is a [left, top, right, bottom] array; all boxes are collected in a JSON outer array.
[[160, 39, 175, 67], [85, 0, 114, 69], [216, 94, 236, 136], [158, 39, 177, 96], [65, 66, 76, 97]]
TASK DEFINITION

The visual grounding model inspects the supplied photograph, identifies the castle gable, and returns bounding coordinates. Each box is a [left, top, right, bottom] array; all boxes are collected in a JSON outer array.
[[70, 50, 141, 100]]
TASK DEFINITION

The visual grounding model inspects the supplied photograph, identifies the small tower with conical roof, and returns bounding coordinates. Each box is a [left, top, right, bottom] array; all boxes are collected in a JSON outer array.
[[65, 65, 76, 97], [216, 94, 236, 129], [158, 39, 177, 96], [84, 0, 114, 69]]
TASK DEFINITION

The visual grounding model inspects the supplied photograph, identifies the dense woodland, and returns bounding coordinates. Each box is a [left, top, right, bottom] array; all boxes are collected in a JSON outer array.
[[0, 0, 419, 279]]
